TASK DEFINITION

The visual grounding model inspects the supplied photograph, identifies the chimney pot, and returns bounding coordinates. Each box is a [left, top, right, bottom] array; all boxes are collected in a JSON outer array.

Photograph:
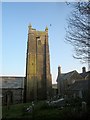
[[82, 67, 86, 73], [58, 66, 61, 75]]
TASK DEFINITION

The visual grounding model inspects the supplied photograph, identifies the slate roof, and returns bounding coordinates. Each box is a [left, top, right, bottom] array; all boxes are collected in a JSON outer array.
[[56, 70, 77, 82], [67, 80, 89, 91], [0, 76, 25, 89], [80, 71, 90, 78]]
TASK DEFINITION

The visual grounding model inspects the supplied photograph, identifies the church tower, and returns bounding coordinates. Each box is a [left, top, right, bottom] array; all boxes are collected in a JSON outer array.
[[24, 24, 52, 102]]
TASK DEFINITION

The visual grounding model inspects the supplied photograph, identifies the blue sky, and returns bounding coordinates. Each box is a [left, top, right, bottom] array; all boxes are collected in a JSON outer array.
[[2, 2, 88, 83], [0, 2, 2, 78]]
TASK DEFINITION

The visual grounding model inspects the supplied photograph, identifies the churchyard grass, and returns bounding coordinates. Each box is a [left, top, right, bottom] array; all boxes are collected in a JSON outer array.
[[2, 100, 89, 120]]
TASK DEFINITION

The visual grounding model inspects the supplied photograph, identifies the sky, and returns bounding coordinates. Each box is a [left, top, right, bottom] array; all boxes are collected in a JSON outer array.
[[2, 2, 88, 83]]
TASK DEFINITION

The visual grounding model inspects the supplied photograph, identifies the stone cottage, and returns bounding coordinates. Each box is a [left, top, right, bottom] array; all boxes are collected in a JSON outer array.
[[56, 66, 85, 96]]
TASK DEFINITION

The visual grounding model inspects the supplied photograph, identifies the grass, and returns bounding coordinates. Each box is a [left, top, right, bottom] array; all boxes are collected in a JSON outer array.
[[2, 102, 32, 118], [2, 101, 89, 120]]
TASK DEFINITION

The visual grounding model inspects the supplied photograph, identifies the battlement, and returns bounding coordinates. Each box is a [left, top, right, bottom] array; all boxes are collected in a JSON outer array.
[[28, 24, 48, 36]]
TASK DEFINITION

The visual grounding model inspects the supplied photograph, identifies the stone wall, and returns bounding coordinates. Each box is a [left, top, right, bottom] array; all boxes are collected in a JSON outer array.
[[2, 88, 24, 105]]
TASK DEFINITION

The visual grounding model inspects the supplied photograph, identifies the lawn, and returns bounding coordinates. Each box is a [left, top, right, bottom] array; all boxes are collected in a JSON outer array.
[[2, 101, 89, 120]]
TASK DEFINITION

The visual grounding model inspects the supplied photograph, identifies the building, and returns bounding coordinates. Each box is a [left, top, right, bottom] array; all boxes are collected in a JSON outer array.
[[67, 79, 89, 99], [1, 25, 52, 105], [24, 24, 52, 102], [1, 77, 24, 105], [52, 84, 58, 98], [67, 70, 90, 99], [56, 66, 84, 96], [56, 66, 90, 100]]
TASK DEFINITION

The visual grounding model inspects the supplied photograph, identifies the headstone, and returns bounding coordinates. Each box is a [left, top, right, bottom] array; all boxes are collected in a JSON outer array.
[[82, 101, 87, 112]]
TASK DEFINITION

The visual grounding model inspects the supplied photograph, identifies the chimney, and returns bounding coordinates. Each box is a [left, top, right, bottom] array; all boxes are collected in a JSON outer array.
[[58, 66, 61, 76], [82, 67, 86, 73]]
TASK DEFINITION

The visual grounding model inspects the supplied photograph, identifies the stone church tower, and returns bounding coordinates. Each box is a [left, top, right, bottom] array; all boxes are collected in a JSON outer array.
[[24, 24, 52, 102]]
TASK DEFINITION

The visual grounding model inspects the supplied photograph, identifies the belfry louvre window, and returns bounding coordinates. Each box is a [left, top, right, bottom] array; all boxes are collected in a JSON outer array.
[[37, 37, 41, 45]]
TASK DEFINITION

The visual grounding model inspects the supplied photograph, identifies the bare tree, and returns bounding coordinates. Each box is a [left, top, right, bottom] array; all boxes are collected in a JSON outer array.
[[66, 2, 90, 70]]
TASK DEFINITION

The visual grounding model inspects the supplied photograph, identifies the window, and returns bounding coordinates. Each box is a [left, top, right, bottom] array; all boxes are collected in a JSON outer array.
[[37, 37, 41, 45], [38, 40, 41, 45]]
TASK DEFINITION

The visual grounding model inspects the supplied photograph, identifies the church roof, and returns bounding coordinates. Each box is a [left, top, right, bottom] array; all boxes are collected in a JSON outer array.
[[0, 76, 25, 89]]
